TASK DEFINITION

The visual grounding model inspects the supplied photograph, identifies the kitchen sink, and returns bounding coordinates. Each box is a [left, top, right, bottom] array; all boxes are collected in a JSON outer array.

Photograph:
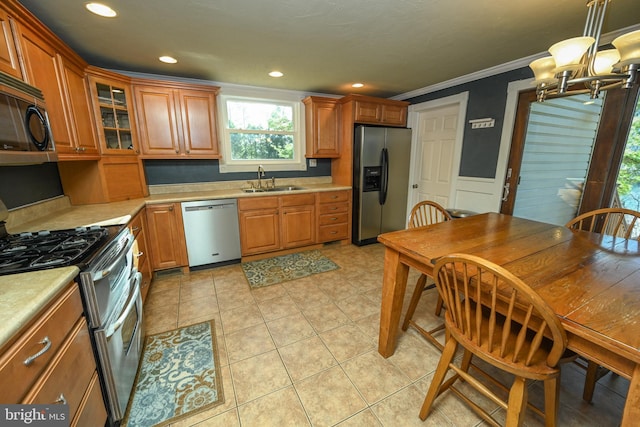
[[241, 186, 306, 193], [268, 186, 306, 192]]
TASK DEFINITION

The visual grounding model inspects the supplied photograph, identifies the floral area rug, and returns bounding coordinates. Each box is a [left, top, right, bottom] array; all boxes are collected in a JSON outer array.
[[242, 250, 339, 288], [123, 320, 223, 427]]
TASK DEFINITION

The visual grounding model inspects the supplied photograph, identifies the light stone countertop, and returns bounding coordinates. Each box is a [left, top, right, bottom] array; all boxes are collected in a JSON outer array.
[[7, 178, 350, 233], [1, 178, 351, 348], [0, 266, 79, 348]]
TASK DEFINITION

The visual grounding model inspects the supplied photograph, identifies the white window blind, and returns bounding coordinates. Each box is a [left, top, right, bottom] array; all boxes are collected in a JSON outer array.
[[513, 94, 604, 225]]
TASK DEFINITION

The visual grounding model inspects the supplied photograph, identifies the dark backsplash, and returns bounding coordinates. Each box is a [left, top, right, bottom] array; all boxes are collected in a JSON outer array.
[[143, 158, 332, 185], [0, 158, 332, 209], [0, 163, 64, 209]]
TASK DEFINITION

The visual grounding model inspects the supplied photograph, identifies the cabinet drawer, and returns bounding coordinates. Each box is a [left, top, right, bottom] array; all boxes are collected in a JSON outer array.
[[319, 212, 349, 226], [238, 196, 279, 211], [319, 202, 349, 215], [280, 193, 315, 207], [318, 224, 349, 242], [23, 318, 96, 422], [0, 285, 83, 403], [72, 371, 107, 427], [318, 190, 349, 204]]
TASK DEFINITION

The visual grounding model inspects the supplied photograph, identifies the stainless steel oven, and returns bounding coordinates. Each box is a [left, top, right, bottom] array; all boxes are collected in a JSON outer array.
[[79, 226, 144, 426]]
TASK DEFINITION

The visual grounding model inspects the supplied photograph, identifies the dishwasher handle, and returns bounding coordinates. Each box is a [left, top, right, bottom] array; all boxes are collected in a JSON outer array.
[[184, 202, 236, 212]]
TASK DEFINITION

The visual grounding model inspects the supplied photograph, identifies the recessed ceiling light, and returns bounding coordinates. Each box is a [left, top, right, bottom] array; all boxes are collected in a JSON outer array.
[[85, 3, 117, 17], [159, 56, 178, 64], [269, 71, 284, 78], [352, 83, 364, 88]]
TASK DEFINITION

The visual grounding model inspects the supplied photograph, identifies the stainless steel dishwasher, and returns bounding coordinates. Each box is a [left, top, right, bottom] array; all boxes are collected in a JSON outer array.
[[181, 199, 241, 267]]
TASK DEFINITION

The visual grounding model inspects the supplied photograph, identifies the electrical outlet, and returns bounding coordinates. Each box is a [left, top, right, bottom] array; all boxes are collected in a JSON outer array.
[[309, 159, 317, 167]]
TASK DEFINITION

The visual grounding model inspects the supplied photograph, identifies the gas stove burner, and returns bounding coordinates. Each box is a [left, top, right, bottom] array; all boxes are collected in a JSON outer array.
[[0, 225, 112, 275], [1, 243, 28, 254], [0, 257, 29, 271], [31, 250, 81, 268]]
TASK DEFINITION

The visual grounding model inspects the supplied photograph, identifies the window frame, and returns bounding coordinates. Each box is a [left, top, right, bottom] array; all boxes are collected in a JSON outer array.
[[218, 88, 306, 173]]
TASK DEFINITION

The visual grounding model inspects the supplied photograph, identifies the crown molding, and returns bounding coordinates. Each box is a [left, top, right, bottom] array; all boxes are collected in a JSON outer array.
[[392, 24, 640, 101]]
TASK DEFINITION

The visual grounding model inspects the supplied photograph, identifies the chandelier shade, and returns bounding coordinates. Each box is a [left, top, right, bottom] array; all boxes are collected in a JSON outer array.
[[548, 37, 595, 72], [613, 30, 640, 67], [530, 0, 640, 102]]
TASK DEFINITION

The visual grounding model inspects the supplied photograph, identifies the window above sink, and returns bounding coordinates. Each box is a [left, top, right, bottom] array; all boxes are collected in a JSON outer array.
[[218, 87, 306, 173]]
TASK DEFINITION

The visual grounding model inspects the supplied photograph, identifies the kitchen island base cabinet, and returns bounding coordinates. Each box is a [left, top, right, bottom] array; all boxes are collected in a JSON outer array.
[[146, 203, 189, 272]]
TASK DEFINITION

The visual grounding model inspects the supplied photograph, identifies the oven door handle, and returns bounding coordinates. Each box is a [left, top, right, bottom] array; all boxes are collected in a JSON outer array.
[[105, 272, 141, 338], [93, 232, 134, 281]]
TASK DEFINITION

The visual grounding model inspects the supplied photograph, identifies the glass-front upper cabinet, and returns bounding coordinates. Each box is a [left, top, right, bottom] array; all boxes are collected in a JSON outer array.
[[86, 67, 139, 154]]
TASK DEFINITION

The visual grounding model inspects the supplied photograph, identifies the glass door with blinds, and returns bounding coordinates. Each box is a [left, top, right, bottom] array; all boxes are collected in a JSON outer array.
[[501, 92, 605, 225]]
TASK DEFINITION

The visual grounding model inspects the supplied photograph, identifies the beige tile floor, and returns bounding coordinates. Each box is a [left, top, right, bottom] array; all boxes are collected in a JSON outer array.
[[142, 243, 629, 427]]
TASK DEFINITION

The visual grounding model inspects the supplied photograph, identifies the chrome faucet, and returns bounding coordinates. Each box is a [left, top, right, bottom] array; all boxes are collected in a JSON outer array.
[[257, 165, 265, 189]]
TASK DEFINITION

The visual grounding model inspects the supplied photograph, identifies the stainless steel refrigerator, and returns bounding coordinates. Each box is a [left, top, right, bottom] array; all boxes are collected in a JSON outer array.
[[352, 125, 412, 245]]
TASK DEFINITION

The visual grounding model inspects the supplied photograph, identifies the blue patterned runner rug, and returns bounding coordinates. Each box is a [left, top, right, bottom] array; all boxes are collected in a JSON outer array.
[[242, 250, 339, 288], [123, 320, 223, 426]]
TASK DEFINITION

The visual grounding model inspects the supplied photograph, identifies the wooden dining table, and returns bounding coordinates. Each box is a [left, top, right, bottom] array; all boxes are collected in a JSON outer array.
[[377, 212, 640, 426]]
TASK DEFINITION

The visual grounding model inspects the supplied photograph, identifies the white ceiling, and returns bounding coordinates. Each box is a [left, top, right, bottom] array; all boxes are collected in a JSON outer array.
[[17, 0, 640, 98]]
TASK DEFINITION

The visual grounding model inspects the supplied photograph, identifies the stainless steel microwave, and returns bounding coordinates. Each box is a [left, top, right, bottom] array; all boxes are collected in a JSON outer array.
[[0, 71, 56, 165]]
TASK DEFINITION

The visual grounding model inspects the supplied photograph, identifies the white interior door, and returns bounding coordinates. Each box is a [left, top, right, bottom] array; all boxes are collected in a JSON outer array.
[[410, 103, 461, 209]]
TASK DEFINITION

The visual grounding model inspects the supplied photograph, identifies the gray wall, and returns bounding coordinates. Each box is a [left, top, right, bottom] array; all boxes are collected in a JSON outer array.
[[1, 67, 533, 209], [405, 67, 532, 179]]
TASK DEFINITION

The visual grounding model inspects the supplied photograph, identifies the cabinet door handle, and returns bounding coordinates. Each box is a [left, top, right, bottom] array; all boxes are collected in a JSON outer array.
[[330, 217, 337, 221], [186, 149, 190, 154], [24, 337, 52, 366], [131, 226, 140, 232], [55, 394, 67, 405], [135, 251, 144, 258], [168, 206, 174, 211], [175, 149, 180, 153]]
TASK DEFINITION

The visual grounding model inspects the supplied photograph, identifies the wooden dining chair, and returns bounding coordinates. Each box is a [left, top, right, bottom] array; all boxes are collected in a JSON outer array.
[[566, 207, 640, 240], [401, 200, 452, 350], [420, 254, 569, 427], [565, 207, 640, 402]]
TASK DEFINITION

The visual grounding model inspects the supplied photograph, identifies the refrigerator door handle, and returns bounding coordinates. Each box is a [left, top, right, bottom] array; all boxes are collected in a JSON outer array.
[[380, 148, 389, 205]]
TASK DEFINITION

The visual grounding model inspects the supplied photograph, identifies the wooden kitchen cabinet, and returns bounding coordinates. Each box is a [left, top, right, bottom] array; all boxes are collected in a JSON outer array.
[[57, 155, 148, 205], [238, 197, 281, 256], [317, 190, 351, 243], [19, 25, 99, 160], [302, 96, 341, 158], [238, 193, 316, 256], [134, 79, 221, 158], [129, 209, 152, 302], [281, 194, 316, 248], [0, 283, 107, 426], [87, 67, 139, 155], [332, 95, 409, 186], [145, 203, 189, 271], [346, 94, 409, 126], [0, 7, 23, 79]]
